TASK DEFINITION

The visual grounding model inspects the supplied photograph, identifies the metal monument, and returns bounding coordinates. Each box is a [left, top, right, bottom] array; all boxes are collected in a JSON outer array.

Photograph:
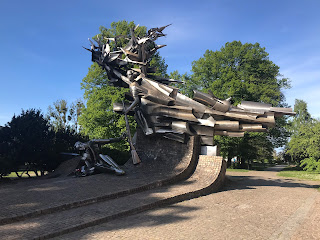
[[79, 24, 295, 175], [74, 136, 126, 176]]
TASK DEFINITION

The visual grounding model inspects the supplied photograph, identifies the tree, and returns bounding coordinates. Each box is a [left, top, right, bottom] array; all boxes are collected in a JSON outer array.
[[287, 119, 320, 172], [0, 126, 14, 177], [170, 71, 193, 97], [286, 99, 311, 162], [299, 121, 320, 172], [0, 109, 56, 176], [191, 41, 290, 105], [215, 132, 274, 168], [185, 41, 290, 167], [0, 109, 88, 177], [47, 99, 84, 132], [286, 99, 320, 171], [288, 99, 311, 132], [79, 20, 168, 151]]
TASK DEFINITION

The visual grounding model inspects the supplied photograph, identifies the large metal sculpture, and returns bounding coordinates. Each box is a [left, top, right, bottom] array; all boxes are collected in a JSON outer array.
[[83, 24, 295, 168]]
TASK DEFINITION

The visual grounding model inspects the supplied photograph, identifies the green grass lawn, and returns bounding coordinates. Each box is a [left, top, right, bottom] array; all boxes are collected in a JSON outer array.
[[226, 169, 249, 172], [277, 166, 320, 191], [277, 170, 320, 181], [278, 170, 320, 191], [3, 171, 43, 178]]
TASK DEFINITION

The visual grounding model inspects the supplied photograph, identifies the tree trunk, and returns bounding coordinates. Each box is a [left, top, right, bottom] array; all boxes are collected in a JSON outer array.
[[240, 157, 246, 169], [227, 155, 232, 167]]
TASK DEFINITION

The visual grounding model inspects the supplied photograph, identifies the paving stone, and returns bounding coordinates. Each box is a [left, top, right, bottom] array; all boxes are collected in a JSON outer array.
[[0, 136, 199, 225], [55, 166, 320, 240], [0, 152, 225, 239]]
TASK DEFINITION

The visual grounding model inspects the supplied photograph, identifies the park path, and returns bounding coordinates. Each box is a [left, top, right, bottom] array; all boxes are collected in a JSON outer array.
[[54, 165, 320, 240]]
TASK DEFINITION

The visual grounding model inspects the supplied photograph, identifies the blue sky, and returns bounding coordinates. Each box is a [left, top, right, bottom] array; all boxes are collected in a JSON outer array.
[[1, 0, 320, 126]]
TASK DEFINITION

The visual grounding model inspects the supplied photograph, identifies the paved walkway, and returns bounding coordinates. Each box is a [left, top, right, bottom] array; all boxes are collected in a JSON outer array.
[[0, 148, 193, 224], [0, 155, 223, 239], [54, 166, 320, 240]]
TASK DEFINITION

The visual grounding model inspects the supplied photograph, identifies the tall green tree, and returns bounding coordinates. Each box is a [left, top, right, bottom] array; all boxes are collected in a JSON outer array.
[[79, 20, 168, 151], [285, 99, 311, 162], [185, 41, 290, 167], [286, 99, 320, 171], [289, 99, 311, 131], [287, 119, 320, 172], [191, 41, 290, 105], [47, 99, 84, 132]]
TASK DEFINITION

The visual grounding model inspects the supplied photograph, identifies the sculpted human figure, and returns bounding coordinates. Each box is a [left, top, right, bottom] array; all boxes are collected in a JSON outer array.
[[74, 135, 126, 176]]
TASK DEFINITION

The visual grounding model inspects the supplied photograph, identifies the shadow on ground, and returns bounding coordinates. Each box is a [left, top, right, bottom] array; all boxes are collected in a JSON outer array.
[[50, 169, 320, 239], [223, 175, 320, 192], [0, 177, 201, 240], [1, 164, 320, 239]]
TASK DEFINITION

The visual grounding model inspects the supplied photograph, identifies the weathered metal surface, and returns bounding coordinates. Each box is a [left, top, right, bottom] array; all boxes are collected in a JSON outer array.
[[200, 145, 220, 156], [84, 24, 296, 163], [74, 137, 126, 176]]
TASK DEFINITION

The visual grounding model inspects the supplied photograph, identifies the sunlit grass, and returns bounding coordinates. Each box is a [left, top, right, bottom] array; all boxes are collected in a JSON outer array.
[[278, 170, 320, 181], [3, 171, 43, 178], [226, 169, 249, 172]]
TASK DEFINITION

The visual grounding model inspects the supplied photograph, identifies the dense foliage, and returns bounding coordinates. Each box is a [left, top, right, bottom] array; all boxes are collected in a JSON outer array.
[[286, 99, 320, 172], [173, 41, 291, 167], [191, 42, 290, 104], [0, 109, 87, 177]]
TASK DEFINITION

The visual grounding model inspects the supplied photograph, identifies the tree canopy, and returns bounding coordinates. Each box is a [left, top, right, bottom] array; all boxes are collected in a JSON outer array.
[[286, 99, 320, 172], [47, 99, 84, 132], [0, 109, 55, 176], [0, 109, 87, 177], [291, 99, 311, 128], [175, 41, 291, 167], [191, 41, 290, 105]]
